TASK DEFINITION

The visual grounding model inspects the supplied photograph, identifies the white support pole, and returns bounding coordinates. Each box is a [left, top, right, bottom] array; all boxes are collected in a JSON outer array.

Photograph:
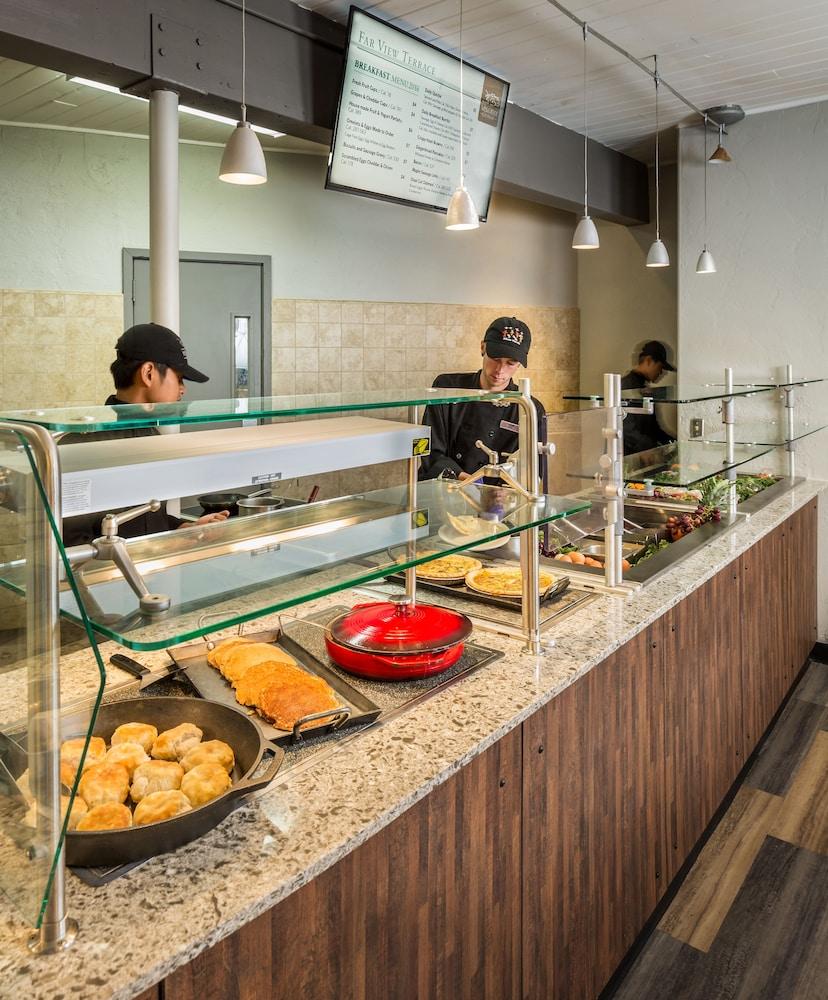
[[784, 363, 796, 479], [517, 378, 541, 654], [602, 373, 624, 588], [723, 366, 737, 517], [149, 90, 180, 331]]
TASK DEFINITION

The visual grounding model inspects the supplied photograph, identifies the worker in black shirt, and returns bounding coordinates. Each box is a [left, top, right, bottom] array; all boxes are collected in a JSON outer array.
[[621, 339, 676, 455], [419, 317, 544, 482], [62, 323, 229, 546]]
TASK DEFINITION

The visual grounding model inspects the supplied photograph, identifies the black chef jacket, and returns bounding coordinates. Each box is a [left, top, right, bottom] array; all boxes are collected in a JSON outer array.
[[61, 395, 184, 547], [620, 370, 674, 456], [418, 372, 544, 481]]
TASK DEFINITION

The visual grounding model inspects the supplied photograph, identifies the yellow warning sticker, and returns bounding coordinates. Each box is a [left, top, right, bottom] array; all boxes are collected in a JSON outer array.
[[411, 510, 429, 529], [412, 436, 430, 457]]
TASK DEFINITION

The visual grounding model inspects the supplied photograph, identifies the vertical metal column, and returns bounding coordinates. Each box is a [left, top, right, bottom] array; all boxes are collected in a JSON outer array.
[[602, 373, 624, 588], [149, 90, 180, 330], [722, 367, 737, 517], [517, 378, 541, 654], [405, 405, 419, 606], [783, 363, 796, 479]]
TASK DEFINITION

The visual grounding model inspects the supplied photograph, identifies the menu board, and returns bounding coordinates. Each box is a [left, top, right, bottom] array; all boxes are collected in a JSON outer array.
[[326, 8, 509, 221]]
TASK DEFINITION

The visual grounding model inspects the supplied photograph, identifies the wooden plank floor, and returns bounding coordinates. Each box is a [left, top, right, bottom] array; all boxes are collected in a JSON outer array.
[[610, 659, 828, 1000]]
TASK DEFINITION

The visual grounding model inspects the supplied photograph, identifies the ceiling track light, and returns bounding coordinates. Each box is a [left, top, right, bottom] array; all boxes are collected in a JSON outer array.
[[646, 57, 669, 269], [219, 0, 267, 185], [696, 114, 717, 274], [572, 23, 599, 250], [709, 123, 732, 164], [446, 0, 479, 230]]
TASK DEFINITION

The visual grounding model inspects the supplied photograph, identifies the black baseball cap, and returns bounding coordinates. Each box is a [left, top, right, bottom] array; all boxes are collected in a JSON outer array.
[[483, 317, 531, 366], [115, 323, 209, 382], [639, 340, 676, 372]]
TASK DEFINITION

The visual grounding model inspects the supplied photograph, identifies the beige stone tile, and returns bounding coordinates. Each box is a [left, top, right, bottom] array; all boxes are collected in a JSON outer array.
[[295, 348, 318, 372], [295, 300, 318, 323], [318, 300, 342, 324], [294, 372, 319, 394], [63, 293, 97, 317], [404, 303, 427, 326], [94, 294, 124, 320], [3, 291, 35, 317], [342, 324, 363, 348], [271, 322, 295, 347], [364, 371, 385, 390], [341, 301, 363, 324], [383, 325, 407, 350], [384, 302, 407, 325], [271, 373, 295, 396], [64, 317, 99, 349], [318, 347, 340, 372], [271, 299, 295, 323], [425, 303, 446, 326], [319, 323, 342, 347], [31, 317, 69, 347], [444, 303, 466, 325], [271, 347, 295, 372], [317, 371, 342, 393], [385, 350, 406, 371], [341, 348, 363, 372], [363, 301, 385, 324], [363, 349, 385, 372], [33, 292, 65, 317], [295, 322, 318, 347]]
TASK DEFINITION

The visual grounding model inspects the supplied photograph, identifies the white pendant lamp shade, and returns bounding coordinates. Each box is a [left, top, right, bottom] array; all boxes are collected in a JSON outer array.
[[646, 238, 670, 267], [446, 185, 479, 230], [572, 214, 599, 250], [219, 121, 267, 184], [696, 247, 717, 274]]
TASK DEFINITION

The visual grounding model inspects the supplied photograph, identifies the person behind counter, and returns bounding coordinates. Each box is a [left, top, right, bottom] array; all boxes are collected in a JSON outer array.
[[621, 339, 676, 456], [418, 316, 544, 482], [62, 323, 229, 546]]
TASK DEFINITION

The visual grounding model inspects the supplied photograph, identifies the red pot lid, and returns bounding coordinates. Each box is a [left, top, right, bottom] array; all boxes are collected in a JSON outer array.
[[328, 600, 472, 654]]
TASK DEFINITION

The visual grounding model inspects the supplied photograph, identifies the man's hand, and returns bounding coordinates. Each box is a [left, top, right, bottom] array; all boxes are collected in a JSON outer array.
[[185, 510, 230, 527]]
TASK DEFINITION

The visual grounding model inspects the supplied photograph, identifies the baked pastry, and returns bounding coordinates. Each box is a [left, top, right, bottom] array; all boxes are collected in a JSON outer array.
[[105, 741, 149, 777], [78, 762, 130, 809], [150, 723, 203, 761], [465, 565, 555, 598], [180, 740, 235, 775], [233, 660, 302, 706], [206, 636, 252, 669], [256, 676, 341, 732], [415, 552, 482, 580], [218, 642, 298, 685], [130, 760, 184, 803], [76, 802, 133, 831], [61, 794, 88, 831], [60, 736, 106, 788], [133, 789, 192, 826], [110, 722, 158, 754], [181, 762, 232, 807]]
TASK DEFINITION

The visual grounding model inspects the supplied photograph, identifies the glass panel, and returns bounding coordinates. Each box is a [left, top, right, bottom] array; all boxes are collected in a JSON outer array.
[[622, 440, 775, 487], [0, 387, 523, 433], [1, 482, 589, 651], [0, 427, 106, 928], [703, 420, 828, 446], [233, 317, 250, 400], [565, 383, 779, 405]]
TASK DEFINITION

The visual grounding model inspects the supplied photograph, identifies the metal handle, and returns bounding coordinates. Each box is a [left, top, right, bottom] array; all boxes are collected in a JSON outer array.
[[475, 439, 499, 464], [224, 746, 286, 799], [290, 706, 351, 743], [196, 610, 246, 650], [109, 653, 150, 682], [100, 500, 161, 538]]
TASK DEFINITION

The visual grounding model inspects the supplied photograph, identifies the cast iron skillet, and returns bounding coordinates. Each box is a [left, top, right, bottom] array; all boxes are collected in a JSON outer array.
[[198, 491, 283, 516], [64, 697, 284, 867]]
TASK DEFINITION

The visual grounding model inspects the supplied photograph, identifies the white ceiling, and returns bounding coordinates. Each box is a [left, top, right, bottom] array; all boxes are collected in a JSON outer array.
[[296, 0, 828, 158]]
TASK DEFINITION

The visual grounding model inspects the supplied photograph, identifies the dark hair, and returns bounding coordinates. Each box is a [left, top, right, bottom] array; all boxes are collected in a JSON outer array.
[[110, 357, 169, 390]]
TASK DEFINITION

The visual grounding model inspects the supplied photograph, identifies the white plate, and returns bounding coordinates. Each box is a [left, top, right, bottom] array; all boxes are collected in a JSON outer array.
[[437, 524, 509, 553]]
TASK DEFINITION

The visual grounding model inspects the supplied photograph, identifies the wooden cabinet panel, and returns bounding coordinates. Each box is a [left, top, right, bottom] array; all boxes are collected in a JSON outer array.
[[663, 566, 744, 879], [133, 988, 161, 1000], [165, 727, 522, 1000], [521, 623, 667, 1000], [787, 500, 818, 680]]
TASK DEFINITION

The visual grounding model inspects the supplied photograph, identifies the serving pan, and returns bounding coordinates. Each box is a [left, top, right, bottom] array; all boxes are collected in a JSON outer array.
[[63, 697, 284, 867]]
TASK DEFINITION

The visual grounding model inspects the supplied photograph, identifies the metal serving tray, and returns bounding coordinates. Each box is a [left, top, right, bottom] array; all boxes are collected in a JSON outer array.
[[166, 629, 381, 747], [385, 565, 570, 612]]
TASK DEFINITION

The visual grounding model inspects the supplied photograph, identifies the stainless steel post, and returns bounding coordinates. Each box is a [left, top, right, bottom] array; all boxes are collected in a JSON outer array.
[[149, 89, 180, 330], [405, 405, 419, 606], [602, 374, 624, 588], [784, 363, 796, 479], [0, 421, 77, 952], [723, 366, 737, 517], [516, 379, 541, 654]]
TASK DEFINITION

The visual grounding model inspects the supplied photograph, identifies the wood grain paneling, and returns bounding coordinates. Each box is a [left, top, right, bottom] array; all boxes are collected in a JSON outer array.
[[133, 987, 161, 1000], [770, 729, 828, 854], [165, 728, 522, 1000], [788, 501, 819, 681], [521, 623, 667, 1000]]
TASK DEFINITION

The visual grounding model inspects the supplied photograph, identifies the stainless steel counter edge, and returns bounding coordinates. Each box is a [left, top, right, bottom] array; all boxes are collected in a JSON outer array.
[[0, 479, 823, 999]]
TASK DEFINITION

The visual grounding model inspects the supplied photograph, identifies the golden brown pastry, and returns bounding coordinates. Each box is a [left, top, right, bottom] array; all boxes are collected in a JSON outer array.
[[59, 736, 106, 789], [133, 789, 192, 826], [61, 794, 88, 831], [130, 760, 184, 803], [110, 722, 158, 754], [215, 641, 297, 685], [78, 762, 130, 809], [105, 741, 149, 778], [256, 675, 341, 732], [180, 740, 235, 775], [150, 722, 203, 761], [234, 660, 305, 705], [76, 802, 133, 831], [181, 762, 232, 807], [206, 636, 252, 669]]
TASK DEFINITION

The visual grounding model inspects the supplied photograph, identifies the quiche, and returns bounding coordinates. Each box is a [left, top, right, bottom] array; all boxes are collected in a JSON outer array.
[[415, 552, 482, 581], [465, 565, 555, 597]]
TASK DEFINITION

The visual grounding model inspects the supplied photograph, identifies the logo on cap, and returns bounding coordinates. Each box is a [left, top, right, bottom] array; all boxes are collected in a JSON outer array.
[[501, 326, 524, 346]]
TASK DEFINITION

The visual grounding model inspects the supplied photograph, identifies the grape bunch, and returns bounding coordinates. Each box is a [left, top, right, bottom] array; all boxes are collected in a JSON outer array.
[[666, 503, 721, 541]]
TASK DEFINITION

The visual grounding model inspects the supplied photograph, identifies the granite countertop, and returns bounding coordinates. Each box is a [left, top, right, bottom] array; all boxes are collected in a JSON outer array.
[[0, 479, 823, 999]]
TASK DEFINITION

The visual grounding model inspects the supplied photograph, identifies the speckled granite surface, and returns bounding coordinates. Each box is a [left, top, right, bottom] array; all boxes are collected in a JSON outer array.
[[0, 480, 823, 999]]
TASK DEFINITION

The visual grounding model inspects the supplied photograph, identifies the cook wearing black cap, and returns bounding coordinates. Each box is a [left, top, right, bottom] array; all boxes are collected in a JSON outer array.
[[419, 317, 544, 482], [62, 323, 228, 546], [621, 339, 676, 455]]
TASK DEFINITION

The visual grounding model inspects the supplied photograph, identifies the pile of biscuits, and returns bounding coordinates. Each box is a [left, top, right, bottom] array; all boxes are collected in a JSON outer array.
[[60, 722, 235, 832]]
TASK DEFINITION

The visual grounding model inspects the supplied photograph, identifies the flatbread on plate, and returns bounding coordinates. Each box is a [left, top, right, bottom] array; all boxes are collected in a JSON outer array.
[[465, 565, 555, 598]]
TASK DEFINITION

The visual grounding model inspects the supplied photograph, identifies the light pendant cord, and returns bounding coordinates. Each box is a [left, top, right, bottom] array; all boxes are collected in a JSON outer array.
[[582, 23, 588, 215], [459, 0, 464, 187], [654, 56, 660, 240], [703, 113, 708, 246], [241, 0, 247, 122]]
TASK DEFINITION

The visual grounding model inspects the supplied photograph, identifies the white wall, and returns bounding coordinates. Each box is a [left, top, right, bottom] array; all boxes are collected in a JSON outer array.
[[0, 125, 576, 307], [678, 105, 828, 639]]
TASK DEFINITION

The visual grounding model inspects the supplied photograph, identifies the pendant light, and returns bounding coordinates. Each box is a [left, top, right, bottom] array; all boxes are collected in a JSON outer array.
[[219, 0, 267, 185], [709, 123, 732, 164], [646, 57, 669, 268], [572, 24, 599, 249], [695, 115, 716, 274], [446, 0, 479, 230]]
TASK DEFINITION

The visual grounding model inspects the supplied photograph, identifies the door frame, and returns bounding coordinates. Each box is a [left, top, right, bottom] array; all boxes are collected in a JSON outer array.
[[122, 248, 272, 397]]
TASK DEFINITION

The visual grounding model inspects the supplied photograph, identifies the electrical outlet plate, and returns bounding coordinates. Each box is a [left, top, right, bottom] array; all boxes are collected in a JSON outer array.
[[689, 417, 704, 438]]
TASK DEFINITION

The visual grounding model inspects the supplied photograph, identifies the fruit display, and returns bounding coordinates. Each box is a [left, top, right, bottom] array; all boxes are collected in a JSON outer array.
[[666, 504, 721, 541]]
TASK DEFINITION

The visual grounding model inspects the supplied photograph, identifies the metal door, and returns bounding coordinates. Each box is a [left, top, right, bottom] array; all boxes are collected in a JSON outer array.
[[125, 251, 271, 404]]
